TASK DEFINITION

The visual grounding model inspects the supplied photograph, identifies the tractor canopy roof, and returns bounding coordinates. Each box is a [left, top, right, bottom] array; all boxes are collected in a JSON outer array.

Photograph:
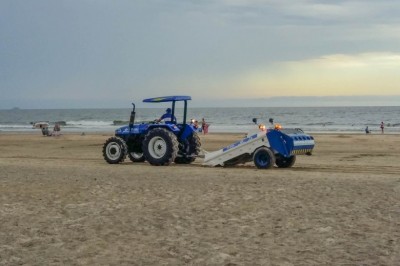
[[143, 96, 191, 103]]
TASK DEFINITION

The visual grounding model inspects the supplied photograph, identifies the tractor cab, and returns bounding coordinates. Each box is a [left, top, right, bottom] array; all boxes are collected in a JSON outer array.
[[141, 96, 195, 139], [143, 96, 191, 125]]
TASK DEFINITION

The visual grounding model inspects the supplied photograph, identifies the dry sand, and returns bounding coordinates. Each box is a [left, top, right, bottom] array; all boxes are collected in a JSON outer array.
[[0, 132, 399, 265]]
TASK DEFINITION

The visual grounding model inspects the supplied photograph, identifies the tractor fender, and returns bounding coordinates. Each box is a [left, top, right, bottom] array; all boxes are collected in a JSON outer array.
[[179, 124, 196, 141]]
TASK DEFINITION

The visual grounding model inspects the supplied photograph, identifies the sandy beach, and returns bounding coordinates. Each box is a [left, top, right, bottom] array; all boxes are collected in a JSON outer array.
[[0, 132, 399, 265]]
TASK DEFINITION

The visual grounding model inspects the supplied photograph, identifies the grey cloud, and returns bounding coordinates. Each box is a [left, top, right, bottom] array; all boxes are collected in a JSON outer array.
[[1, 0, 400, 108]]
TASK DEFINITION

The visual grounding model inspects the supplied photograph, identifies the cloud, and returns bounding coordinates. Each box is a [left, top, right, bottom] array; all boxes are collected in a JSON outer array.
[[227, 52, 400, 97], [211, 0, 400, 27], [1, 0, 400, 108]]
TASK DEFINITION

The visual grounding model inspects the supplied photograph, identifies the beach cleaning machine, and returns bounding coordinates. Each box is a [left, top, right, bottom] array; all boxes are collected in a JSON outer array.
[[202, 120, 315, 169], [102, 95, 314, 169]]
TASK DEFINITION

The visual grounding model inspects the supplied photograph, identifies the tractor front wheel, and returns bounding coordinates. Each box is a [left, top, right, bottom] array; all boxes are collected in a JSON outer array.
[[102, 137, 128, 164], [253, 147, 275, 169], [143, 128, 178, 166]]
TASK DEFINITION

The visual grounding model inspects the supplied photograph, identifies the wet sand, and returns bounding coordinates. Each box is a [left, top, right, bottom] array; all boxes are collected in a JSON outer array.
[[0, 132, 399, 265]]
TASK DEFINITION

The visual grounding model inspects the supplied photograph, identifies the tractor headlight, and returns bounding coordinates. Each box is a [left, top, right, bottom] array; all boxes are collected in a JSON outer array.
[[274, 124, 282, 130], [258, 124, 266, 131]]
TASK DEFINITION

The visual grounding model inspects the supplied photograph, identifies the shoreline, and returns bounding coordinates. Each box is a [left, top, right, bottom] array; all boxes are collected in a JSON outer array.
[[1, 130, 399, 135]]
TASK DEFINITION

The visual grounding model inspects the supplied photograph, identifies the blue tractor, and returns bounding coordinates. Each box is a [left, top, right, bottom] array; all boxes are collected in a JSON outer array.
[[102, 96, 201, 166]]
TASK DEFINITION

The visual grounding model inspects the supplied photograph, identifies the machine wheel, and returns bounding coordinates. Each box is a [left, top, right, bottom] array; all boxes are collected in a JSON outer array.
[[253, 147, 275, 169], [102, 137, 128, 164], [175, 132, 201, 164], [275, 155, 296, 168], [143, 128, 178, 166], [128, 151, 145, 162]]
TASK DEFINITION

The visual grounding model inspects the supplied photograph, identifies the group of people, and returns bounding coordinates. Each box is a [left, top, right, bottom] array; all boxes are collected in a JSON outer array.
[[190, 118, 209, 134], [40, 123, 61, 137], [365, 121, 385, 134]]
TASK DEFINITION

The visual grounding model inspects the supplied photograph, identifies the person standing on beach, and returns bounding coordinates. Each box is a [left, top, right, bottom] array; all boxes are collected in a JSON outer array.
[[52, 123, 61, 136], [201, 118, 209, 134], [380, 121, 384, 134], [190, 118, 199, 130], [40, 124, 50, 136]]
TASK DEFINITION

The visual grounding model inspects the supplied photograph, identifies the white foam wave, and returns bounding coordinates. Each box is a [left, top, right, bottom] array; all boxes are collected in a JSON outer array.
[[64, 120, 115, 127]]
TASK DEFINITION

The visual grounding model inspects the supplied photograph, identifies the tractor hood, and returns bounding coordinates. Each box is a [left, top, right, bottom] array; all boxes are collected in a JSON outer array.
[[115, 123, 181, 136]]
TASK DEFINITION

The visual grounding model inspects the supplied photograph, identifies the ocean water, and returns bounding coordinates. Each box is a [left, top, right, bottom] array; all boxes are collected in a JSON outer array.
[[0, 106, 399, 134]]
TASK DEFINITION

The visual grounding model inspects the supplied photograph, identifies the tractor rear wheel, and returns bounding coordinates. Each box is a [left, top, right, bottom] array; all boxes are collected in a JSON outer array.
[[143, 128, 178, 166], [275, 155, 296, 168], [102, 137, 128, 164], [253, 147, 275, 169], [175, 132, 201, 164]]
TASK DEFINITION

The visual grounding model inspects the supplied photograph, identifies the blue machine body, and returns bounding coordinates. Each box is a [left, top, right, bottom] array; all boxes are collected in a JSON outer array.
[[267, 129, 315, 158]]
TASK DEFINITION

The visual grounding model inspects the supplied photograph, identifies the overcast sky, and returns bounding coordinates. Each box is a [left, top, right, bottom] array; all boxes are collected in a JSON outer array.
[[1, 0, 400, 108]]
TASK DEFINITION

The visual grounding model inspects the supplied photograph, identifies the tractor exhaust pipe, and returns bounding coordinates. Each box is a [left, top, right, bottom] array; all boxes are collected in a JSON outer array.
[[129, 103, 136, 130]]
